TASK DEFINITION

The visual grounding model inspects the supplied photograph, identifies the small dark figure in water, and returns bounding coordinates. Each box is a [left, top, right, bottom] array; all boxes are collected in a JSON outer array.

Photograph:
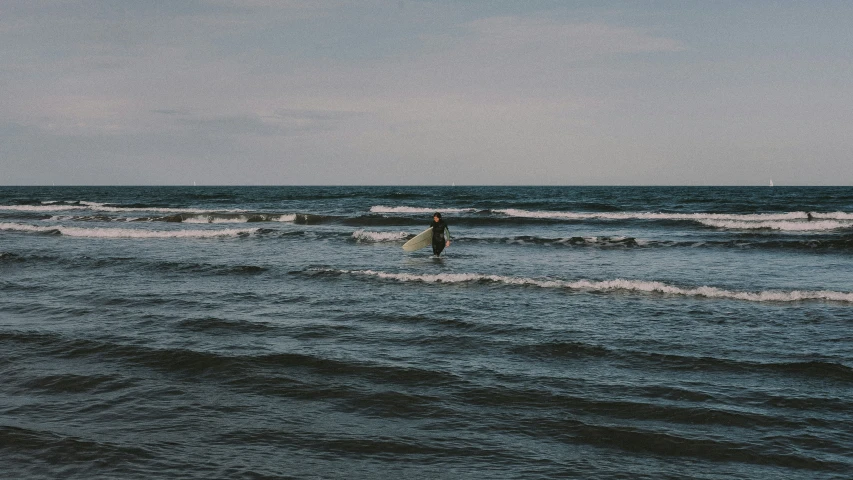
[[807, 213, 814, 221], [430, 212, 451, 256]]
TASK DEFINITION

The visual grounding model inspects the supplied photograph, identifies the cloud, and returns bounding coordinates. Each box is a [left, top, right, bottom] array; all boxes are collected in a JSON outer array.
[[2, 1, 850, 185], [461, 16, 686, 56], [160, 109, 366, 137], [354, 14, 689, 105], [0, 3, 691, 184]]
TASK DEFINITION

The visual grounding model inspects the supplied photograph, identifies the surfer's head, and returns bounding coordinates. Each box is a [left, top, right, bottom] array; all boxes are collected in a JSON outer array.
[[433, 212, 441, 220]]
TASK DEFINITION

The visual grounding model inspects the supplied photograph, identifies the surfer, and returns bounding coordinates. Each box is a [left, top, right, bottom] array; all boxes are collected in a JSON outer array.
[[430, 212, 451, 256]]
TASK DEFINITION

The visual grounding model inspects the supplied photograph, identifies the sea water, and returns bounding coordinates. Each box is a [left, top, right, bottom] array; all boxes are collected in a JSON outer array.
[[1, 186, 851, 479]]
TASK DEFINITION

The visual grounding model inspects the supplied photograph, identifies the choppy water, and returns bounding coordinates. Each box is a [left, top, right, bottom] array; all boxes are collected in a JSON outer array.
[[1, 186, 852, 479]]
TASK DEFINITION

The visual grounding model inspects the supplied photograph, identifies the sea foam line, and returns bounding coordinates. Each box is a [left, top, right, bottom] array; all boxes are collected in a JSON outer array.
[[0, 222, 258, 238], [352, 230, 410, 242], [370, 206, 478, 214], [77, 201, 217, 214], [496, 208, 853, 222], [329, 269, 853, 303], [0, 201, 244, 215], [497, 209, 853, 231], [369, 206, 853, 230], [695, 219, 851, 232], [182, 214, 297, 224], [0, 204, 89, 212]]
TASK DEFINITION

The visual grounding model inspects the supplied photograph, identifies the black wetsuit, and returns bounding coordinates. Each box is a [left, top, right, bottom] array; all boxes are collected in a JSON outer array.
[[430, 219, 449, 256]]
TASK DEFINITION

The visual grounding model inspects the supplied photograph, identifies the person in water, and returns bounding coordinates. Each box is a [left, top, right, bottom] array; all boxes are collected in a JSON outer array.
[[430, 212, 451, 256]]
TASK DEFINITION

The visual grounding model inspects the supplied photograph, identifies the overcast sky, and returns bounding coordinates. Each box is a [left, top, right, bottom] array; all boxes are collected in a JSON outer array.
[[1, 1, 851, 185]]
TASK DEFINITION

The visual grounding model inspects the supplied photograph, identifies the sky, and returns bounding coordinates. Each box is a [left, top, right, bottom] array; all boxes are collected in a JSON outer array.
[[1, 0, 851, 186]]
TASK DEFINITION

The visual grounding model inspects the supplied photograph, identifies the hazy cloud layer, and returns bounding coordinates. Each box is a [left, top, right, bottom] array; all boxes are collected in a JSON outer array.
[[1, 1, 851, 185]]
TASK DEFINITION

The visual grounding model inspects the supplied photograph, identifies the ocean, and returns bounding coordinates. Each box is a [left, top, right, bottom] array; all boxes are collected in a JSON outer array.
[[1, 186, 851, 479]]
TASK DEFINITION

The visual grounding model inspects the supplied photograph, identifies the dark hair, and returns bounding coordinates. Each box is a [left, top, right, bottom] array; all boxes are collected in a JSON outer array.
[[433, 212, 441, 219]]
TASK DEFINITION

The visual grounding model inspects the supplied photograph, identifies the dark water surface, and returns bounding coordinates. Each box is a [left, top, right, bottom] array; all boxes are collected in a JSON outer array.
[[1, 186, 852, 479]]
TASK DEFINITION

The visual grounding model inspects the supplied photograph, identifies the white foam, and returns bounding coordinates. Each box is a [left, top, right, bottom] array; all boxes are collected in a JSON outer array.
[[0, 204, 89, 212], [328, 269, 853, 303], [180, 214, 296, 223], [697, 219, 851, 232], [352, 230, 409, 242], [1, 201, 296, 225], [183, 216, 237, 224], [182, 214, 295, 224], [813, 211, 853, 220], [81, 202, 231, 214], [495, 208, 824, 222], [0, 201, 230, 215], [370, 206, 478, 214], [0, 222, 257, 239], [495, 209, 853, 232]]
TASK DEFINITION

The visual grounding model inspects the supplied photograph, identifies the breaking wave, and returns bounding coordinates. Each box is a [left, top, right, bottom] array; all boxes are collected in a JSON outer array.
[[0, 201, 216, 214], [321, 269, 853, 303], [0, 222, 259, 239], [496, 209, 853, 232], [696, 219, 852, 232], [0, 201, 297, 220], [497, 208, 851, 221], [499, 236, 639, 247], [365, 206, 853, 231], [0, 204, 90, 212], [7, 202, 852, 233], [352, 230, 410, 243], [370, 206, 479, 214], [179, 213, 295, 223], [1, 202, 300, 225], [469, 235, 853, 250]]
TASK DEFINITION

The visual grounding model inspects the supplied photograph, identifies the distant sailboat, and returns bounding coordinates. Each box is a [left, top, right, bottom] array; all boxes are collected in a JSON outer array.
[[769, 179, 774, 187]]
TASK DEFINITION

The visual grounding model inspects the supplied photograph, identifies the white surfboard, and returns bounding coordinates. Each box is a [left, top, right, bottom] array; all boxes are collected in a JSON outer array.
[[402, 227, 432, 251]]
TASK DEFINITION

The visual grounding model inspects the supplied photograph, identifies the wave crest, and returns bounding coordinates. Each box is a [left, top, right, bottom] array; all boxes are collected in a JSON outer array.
[[370, 206, 478, 214], [497, 208, 852, 222], [0, 222, 258, 239], [352, 230, 410, 243], [697, 219, 851, 232], [497, 209, 853, 231], [324, 269, 853, 303]]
